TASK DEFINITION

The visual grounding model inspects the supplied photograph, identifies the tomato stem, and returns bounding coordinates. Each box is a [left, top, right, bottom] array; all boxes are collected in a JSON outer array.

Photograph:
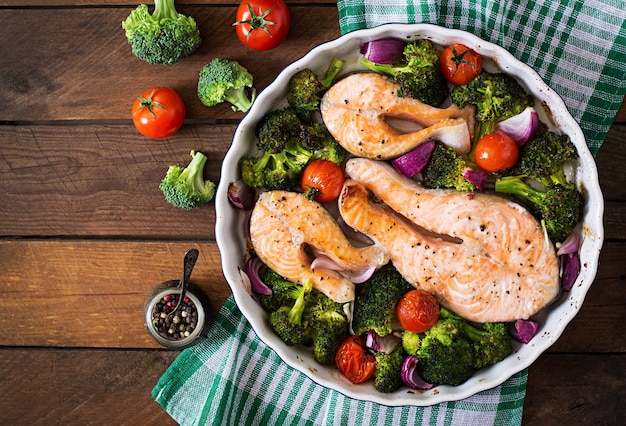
[[233, 4, 276, 40]]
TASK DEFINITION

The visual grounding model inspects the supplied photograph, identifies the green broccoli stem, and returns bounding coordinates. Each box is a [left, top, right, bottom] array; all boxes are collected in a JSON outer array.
[[319, 58, 345, 88], [179, 151, 207, 186], [287, 279, 313, 325], [360, 58, 410, 78], [153, 0, 179, 20], [494, 176, 544, 206], [225, 87, 256, 112]]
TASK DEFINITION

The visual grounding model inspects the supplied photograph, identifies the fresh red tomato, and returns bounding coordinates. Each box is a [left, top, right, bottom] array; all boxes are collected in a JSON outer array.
[[132, 87, 185, 139], [234, 0, 290, 51], [335, 335, 376, 384], [474, 132, 519, 172], [301, 159, 345, 204], [396, 289, 440, 333], [439, 43, 483, 86]]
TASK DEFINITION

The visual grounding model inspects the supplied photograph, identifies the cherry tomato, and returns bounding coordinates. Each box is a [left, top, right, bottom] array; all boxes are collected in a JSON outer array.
[[439, 44, 483, 86], [132, 87, 185, 139], [335, 335, 376, 384], [301, 159, 345, 204], [234, 0, 290, 51], [396, 289, 440, 333], [474, 132, 519, 172]]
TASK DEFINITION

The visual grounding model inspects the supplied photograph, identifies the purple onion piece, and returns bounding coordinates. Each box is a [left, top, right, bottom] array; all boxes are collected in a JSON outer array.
[[495, 107, 539, 147], [557, 232, 580, 256], [365, 330, 401, 353], [392, 140, 436, 178], [463, 169, 488, 191], [244, 256, 272, 295], [509, 319, 540, 344], [401, 356, 433, 390], [337, 216, 374, 245], [361, 39, 407, 64], [228, 180, 256, 210], [560, 252, 581, 291], [310, 254, 376, 284]]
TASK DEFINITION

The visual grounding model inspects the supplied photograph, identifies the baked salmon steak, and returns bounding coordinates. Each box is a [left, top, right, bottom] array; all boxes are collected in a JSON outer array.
[[338, 162, 560, 323]]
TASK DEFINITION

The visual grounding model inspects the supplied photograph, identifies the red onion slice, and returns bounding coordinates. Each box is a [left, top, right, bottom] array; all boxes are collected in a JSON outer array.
[[228, 180, 256, 210], [392, 140, 436, 178], [496, 107, 539, 147], [243, 256, 272, 295], [509, 319, 540, 344], [463, 169, 488, 191], [310, 254, 376, 283], [361, 39, 406, 64], [557, 232, 580, 291], [365, 330, 401, 353], [401, 356, 433, 390]]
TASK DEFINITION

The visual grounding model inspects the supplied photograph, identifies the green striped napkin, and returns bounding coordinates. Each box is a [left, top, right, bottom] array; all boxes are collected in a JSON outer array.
[[154, 297, 527, 425], [338, 0, 626, 156], [153, 2, 625, 425]]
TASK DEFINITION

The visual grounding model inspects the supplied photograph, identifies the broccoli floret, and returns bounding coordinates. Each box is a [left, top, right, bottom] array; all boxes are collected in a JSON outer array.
[[421, 141, 478, 191], [267, 276, 313, 346], [495, 176, 584, 242], [122, 0, 201, 65], [361, 40, 449, 106], [451, 71, 534, 141], [287, 58, 345, 121], [352, 264, 413, 337], [159, 150, 215, 209], [305, 292, 350, 365], [256, 108, 303, 153], [269, 306, 311, 346], [372, 346, 407, 393], [506, 131, 578, 187], [401, 331, 422, 357], [197, 58, 256, 112]]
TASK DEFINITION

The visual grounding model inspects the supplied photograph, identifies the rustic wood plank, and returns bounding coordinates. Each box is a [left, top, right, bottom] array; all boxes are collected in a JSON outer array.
[[0, 348, 179, 425], [523, 354, 626, 425], [0, 240, 232, 348], [1, 239, 624, 350], [0, 6, 341, 122]]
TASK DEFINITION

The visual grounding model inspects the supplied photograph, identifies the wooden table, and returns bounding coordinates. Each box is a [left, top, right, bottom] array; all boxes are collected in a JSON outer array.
[[1, 1, 624, 424]]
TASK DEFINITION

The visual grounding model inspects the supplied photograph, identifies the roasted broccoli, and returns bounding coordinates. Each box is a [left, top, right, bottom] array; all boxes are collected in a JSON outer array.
[[240, 107, 344, 190], [505, 130, 579, 187], [495, 176, 584, 243], [159, 151, 215, 209], [372, 346, 407, 393], [197, 58, 256, 112], [421, 141, 479, 191], [450, 71, 534, 141], [287, 58, 345, 121], [122, 0, 201, 65], [361, 39, 449, 106], [263, 269, 349, 365], [351, 263, 413, 337], [439, 308, 512, 370]]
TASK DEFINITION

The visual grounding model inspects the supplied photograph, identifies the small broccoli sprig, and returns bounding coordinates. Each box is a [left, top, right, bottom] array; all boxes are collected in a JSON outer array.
[[159, 150, 215, 209], [505, 130, 579, 187], [351, 263, 413, 337], [263, 269, 349, 365], [241, 107, 344, 190], [421, 141, 480, 191], [287, 58, 345, 121], [360, 39, 449, 106], [197, 58, 256, 112], [372, 346, 407, 393], [495, 176, 584, 243], [122, 0, 201, 65], [451, 71, 534, 142]]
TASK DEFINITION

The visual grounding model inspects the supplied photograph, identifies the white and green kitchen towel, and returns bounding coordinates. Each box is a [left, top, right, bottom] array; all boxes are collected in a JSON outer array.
[[153, 1, 626, 425]]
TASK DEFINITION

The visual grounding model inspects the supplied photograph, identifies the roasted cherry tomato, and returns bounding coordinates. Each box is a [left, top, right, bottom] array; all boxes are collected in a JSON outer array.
[[396, 289, 440, 333], [335, 335, 376, 384], [439, 43, 483, 86], [474, 132, 519, 172], [132, 87, 185, 139], [234, 0, 290, 51], [301, 159, 345, 204]]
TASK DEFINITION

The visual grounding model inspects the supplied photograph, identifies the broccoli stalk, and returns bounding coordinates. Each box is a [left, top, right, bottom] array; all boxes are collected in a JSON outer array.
[[450, 71, 534, 143], [197, 58, 256, 112], [122, 0, 201, 65], [360, 39, 449, 106], [159, 151, 215, 209], [495, 176, 584, 243]]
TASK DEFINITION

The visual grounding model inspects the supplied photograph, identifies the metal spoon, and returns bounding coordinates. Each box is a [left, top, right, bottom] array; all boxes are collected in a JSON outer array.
[[169, 248, 199, 317]]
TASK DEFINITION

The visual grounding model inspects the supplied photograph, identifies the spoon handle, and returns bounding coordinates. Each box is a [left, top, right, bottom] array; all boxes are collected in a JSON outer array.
[[172, 248, 199, 314]]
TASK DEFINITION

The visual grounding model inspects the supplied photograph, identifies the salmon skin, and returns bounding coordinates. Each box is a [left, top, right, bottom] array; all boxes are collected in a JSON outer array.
[[320, 72, 475, 160], [338, 161, 560, 323], [249, 190, 388, 303]]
